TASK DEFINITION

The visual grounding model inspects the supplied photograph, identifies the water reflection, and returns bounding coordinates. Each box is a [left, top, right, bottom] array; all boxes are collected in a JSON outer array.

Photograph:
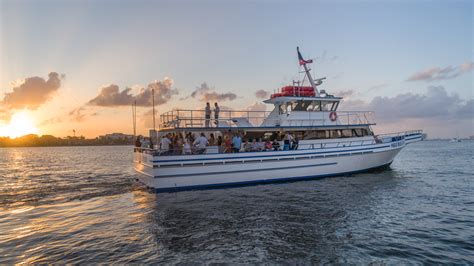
[[134, 169, 401, 263], [0, 143, 472, 263]]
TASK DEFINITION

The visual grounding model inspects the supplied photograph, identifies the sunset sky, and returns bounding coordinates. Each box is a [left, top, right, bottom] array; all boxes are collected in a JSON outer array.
[[1, 0, 472, 138]]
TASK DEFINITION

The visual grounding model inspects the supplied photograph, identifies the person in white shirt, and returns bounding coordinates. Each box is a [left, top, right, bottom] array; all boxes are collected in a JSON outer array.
[[183, 137, 192, 155], [193, 133, 208, 154], [160, 135, 172, 155]]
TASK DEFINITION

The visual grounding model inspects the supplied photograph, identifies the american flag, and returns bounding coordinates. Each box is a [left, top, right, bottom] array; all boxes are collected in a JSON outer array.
[[297, 47, 313, 65]]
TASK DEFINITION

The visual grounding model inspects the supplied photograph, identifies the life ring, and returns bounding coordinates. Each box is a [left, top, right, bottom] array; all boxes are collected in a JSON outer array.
[[329, 111, 337, 121]]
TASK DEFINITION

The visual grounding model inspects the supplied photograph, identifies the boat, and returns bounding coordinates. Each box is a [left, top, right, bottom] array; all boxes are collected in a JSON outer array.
[[133, 47, 423, 192], [450, 138, 461, 142]]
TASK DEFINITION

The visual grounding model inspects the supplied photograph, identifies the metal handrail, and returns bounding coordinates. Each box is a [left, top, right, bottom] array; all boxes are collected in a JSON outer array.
[[135, 130, 422, 157], [159, 109, 376, 129]]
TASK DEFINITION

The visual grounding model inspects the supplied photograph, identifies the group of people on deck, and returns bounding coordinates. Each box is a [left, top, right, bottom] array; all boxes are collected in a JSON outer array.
[[155, 131, 299, 155]]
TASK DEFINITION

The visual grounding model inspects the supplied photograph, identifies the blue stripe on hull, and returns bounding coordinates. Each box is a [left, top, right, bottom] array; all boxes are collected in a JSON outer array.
[[153, 162, 338, 178], [138, 161, 393, 193]]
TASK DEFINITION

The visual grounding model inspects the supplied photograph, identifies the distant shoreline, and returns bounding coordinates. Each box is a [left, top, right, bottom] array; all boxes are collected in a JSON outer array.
[[0, 134, 135, 148], [0, 144, 134, 148]]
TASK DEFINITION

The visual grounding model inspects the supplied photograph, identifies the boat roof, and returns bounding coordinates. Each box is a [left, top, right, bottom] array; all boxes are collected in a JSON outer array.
[[263, 96, 342, 104]]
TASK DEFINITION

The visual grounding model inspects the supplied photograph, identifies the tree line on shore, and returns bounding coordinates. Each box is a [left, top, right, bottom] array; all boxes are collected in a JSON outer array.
[[0, 134, 134, 147]]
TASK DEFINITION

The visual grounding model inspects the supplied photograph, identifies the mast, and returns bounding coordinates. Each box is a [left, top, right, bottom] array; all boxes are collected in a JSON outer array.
[[132, 100, 137, 137], [152, 88, 156, 131], [297, 47, 319, 96]]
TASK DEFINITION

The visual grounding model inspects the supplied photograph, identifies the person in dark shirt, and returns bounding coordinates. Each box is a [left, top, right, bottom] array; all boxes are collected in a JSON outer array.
[[135, 136, 141, 147]]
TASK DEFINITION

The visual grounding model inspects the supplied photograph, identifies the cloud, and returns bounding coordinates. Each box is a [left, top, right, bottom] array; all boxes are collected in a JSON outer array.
[[189, 82, 237, 102], [255, 89, 269, 99], [341, 86, 473, 121], [1, 72, 62, 109], [69, 107, 87, 122], [39, 117, 63, 126], [88, 78, 177, 107], [406, 61, 474, 82], [367, 83, 388, 92], [334, 90, 355, 98], [246, 102, 267, 112]]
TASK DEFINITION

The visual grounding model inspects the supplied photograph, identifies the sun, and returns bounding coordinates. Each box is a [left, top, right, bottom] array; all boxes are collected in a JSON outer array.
[[0, 111, 39, 138]]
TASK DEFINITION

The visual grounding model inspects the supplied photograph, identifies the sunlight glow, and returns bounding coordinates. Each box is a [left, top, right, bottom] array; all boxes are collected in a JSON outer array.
[[0, 112, 39, 138]]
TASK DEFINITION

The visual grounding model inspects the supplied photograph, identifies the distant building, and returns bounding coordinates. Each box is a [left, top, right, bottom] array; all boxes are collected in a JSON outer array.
[[99, 133, 134, 141]]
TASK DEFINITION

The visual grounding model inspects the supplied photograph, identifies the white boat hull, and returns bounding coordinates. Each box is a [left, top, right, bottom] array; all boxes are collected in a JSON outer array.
[[134, 139, 408, 192]]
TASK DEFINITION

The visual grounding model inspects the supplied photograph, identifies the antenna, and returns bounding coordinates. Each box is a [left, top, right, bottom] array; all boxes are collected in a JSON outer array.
[[297, 47, 319, 96]]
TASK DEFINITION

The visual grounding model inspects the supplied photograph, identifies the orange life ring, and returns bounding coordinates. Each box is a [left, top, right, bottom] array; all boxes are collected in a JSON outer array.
[[329, 111, 337, 121]]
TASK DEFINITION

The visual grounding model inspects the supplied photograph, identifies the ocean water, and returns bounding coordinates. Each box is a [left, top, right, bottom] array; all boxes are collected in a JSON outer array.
[[0, 141, 473, 263]]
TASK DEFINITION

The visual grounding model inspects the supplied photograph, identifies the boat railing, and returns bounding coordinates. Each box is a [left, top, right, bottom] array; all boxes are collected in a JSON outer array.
[[283, 111, 375, 127], [375, 130, 423, 143], [135, 138, 386, 156], [159, 109, 375, 129], [159, 109, 272, 129]]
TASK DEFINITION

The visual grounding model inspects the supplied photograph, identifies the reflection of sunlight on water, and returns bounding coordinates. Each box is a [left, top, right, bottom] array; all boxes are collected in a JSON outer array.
[[10, 206, 34, 214]]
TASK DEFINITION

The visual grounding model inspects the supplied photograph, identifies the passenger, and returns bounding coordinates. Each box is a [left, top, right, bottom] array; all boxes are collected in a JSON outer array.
[[292, 135, 299, 150], [183, 138, 192, 155], [134, 136, 141, 147], [283, 133, 293, 151], [232, 133, 242, 153], [175, 136, 183, 155], [214, 102, 220, 127], [283, 135, 290, 150], [272, 139, 281, 151], [193, 132, 208, 154], [209, 133, 216, 146], [205, 102, 211, 127], [224, 135, 232, 153], [141, 137, 150, 148], [217, 135, 223, 153], [250, 139, 259, 152], [265, 139, 273, 151], [257, 138, 265, 151], [159, 135, 172, 155], [149, 138, 154, 149], [243, 139, 252, 152]]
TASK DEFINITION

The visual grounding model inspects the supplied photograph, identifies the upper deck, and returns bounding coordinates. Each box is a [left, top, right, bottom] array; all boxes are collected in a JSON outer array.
[[159, 109, 375, 131]]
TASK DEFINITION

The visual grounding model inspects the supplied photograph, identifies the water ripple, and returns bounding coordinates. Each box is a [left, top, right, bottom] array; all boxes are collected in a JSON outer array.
[[0, 142, 473, 263]]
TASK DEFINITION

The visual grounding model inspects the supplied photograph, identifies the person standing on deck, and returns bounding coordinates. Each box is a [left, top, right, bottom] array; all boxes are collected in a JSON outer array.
[[214, 102, 220, 127], [205, 102, 211, 127], [159, 134, 172, 155], [232, 133, 242, 153], [193, 132, 209, 154]]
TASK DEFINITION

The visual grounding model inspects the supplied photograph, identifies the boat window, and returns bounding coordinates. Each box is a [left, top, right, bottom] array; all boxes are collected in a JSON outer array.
[[293, 100, 312, 111], [313, 101, 321, 111], [279, 104, 286, 114], [321, 102, 329, 111], [353, 128, 369, 137], [302, 130, 328, 140], [341, 129, 353, 138]]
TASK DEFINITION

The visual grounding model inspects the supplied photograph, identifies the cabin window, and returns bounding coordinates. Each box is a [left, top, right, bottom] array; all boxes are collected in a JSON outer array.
[[315, 101, 322, 111], [341, 129, 353, 138], [353, 128, 369, 137]]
